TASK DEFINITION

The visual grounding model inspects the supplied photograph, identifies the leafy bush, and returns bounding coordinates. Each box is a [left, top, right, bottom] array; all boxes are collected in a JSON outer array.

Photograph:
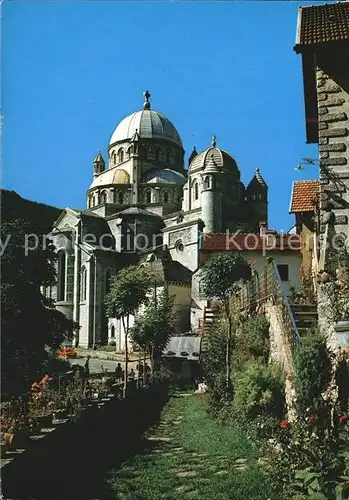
[[108, 340, 116, 347], [237, 315, 270, 364], [232, 360, 285, 419], [40, 349, 71, 377], [336, 354, 349, 415], [266, 410, 349, 499], [293, 329, 331, 415]]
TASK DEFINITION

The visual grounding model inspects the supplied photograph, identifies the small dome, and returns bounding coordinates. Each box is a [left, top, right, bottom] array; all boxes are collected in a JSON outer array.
[[189, 146, 239, 177], [142, 168, 186, 185], [109, 110, 182, 147], [113, 169, 130, 184], [89, 167, 130, 189]]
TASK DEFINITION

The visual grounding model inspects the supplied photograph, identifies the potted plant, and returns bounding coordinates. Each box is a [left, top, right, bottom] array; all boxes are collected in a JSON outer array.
[[1, 400, 31, 448]]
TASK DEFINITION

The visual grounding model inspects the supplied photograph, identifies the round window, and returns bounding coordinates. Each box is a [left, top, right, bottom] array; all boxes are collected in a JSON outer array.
[[175, 240, 184, 253]]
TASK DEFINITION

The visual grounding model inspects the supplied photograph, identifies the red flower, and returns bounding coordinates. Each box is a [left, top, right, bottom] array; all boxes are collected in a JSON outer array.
[[339, 415, 348, 423], [307, 415, 316, 425], [280, 419, 289, 429]]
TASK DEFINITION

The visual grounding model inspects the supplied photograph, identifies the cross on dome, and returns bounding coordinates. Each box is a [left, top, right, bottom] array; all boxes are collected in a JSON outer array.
[[211, 135, 217, 148], [143, 90, 151, 110]]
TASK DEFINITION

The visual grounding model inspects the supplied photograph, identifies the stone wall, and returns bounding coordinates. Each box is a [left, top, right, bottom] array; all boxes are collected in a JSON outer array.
[[317, 284, 338, 353], [316, 49, 349, 237], [262, 300, 296, 420]]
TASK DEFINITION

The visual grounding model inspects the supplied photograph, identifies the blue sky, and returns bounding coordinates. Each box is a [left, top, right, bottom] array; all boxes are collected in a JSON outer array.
[[2, 0, 321, 231]]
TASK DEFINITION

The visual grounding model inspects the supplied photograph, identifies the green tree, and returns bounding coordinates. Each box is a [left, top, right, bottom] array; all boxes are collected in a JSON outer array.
[[200, 252, 251, 394], [105, 265, 151, 396], [1, 219, 74, 397], [131, 288, 175, 379]]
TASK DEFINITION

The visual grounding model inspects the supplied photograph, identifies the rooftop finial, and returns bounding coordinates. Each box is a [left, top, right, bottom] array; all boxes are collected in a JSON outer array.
[[143, 90, 151, 110], [211, 135, 216, 148]]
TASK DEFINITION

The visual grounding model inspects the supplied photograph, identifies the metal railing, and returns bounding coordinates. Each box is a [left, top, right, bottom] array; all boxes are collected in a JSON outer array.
[[231, 259, 300, 349]]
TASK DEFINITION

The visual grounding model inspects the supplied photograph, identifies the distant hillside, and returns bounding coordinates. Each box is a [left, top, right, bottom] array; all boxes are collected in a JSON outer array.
[[1, 189, 62, 232]]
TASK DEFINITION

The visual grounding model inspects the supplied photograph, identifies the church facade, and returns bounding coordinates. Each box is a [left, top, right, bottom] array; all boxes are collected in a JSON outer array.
[[49, 91, 268, 348]]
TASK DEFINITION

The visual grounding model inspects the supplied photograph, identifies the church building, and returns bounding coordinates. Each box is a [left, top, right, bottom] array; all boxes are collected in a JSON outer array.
[[49, 91, 268, 348]]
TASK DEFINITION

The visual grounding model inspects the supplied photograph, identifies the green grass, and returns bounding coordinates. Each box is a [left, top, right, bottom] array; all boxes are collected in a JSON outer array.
[[107, 392, 273, 500]]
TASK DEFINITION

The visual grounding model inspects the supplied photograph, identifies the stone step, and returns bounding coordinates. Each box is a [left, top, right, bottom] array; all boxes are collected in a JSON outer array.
[[291, 304, 317, 313], [294, 312, 318, 322], [295, 317, 318, 325]]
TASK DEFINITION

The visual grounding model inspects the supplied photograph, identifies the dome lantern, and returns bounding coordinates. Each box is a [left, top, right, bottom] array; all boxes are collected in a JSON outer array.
[[143, 90, 151, 110]]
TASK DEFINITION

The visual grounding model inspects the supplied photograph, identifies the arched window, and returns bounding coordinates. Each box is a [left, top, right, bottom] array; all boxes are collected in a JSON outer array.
[[126, 147, 131, 160], [204, 176, 210, 189], [163, 191, 169, 203], [193, 182, 199, 201], [154, 148, 160, 161], [100, 191, 107, 204], [110, 325, 115, 338], [118, 191, 124, 204], [112, 151, 117, 166], [145, 190, 151, 204], [57, 251, 66, 302], [80, 266, 87, 301], [118, 148, 124, 163], [252, 194, 256, 201], [166, 149, 172, 164]]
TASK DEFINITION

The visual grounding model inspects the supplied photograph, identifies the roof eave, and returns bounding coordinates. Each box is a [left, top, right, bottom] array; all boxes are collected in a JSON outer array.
[[300, 52, 319, 144]]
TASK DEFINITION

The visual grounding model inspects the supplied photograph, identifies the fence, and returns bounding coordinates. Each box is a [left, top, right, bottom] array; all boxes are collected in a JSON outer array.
[[231, 259, 300, 350]]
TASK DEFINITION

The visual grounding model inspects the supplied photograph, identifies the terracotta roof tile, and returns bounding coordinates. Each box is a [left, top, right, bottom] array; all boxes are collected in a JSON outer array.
[[201, 233, 300, 252], [296, 2, 349, 48], [290, 180, 320, 213]]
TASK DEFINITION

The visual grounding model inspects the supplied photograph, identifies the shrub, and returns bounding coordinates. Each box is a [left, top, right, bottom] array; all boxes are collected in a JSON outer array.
[[201, 322, 234, 408], [237, 315, 270, 364], [233, 359, 285, 419], [108, 340, 116, 347], [293, 329, 331, 415]]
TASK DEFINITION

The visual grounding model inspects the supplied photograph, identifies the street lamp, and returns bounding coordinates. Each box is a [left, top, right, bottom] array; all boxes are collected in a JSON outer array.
[[295, 157, 345, 190]]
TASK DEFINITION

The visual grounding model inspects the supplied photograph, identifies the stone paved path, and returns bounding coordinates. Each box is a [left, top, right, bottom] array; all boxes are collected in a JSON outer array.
[[108, 392, 252, 500]]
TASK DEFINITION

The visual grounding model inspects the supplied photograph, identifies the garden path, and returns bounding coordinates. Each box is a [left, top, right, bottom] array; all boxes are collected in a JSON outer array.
[[107, 392, 270, 500]]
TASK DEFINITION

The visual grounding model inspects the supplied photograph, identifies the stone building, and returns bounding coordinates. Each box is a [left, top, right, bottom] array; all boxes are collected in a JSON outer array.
[[49, 91, 269, 348], [294, 1, 349, 236], [295, 1, 349, 353]]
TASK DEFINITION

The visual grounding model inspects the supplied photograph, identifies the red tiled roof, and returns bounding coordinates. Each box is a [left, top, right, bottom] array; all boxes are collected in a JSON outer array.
[[290, 180, 320, 213], [201, 233, 300, 252], [295, 2, 349, 49]]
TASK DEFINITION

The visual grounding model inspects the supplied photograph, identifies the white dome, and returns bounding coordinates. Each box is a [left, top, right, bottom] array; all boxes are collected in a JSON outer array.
[[109, 110, 182, 147], [142, 168, 186, 185]]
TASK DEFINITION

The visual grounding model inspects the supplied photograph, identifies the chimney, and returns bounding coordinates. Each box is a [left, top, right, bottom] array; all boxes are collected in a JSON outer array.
[[259, 222, 267, 235]]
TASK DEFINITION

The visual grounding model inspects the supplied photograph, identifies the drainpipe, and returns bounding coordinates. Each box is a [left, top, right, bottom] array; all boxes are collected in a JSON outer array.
[[73, 218, 81, 347]]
